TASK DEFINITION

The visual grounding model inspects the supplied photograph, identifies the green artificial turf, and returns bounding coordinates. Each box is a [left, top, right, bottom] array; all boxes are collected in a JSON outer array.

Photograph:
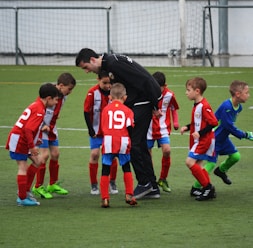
[[0, 65, 252, 248]]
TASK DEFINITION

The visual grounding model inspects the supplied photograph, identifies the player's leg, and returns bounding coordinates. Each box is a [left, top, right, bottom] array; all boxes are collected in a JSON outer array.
[[14, 156, 40, 206], [186, 156, 215, 201], [157, 138, 171, 193], [214, 140, 239, 185], [89, 137, 102, 195], [47, 143, 68, 195], [121, 155, 137, 206], [31, 140, 53, 199], [191, 161, 216, 196], [100, 154, 112, 208], [109, 158, 119, 194]]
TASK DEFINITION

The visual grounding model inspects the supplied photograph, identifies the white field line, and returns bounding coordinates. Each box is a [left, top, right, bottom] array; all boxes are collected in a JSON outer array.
[[1, 126, 253, 149]]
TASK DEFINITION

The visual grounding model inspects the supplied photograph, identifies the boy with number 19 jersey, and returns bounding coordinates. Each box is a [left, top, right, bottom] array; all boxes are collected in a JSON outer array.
[[100, 83, 137, 208]]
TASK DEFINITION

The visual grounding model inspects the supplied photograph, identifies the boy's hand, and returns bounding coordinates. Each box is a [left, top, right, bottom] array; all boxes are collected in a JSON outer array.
[[245, 131, 253, 141]]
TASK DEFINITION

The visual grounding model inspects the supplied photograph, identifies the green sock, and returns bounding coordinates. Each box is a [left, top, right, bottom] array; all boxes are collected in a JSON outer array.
[[193, 162, 216, 188], [219, 152, 240, 172]]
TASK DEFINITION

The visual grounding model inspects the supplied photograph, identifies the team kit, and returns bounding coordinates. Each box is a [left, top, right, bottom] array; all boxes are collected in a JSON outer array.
[[6, 48, 253, 207]]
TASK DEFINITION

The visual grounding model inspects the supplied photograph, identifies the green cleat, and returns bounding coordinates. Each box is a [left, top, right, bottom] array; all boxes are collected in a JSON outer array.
[[157, 179, 171, 193], [32, 185, 53, 199], [47, 182, 68, 195]]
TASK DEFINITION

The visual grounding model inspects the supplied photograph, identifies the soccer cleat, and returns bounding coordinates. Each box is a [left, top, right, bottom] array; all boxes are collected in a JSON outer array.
[[17, 197, 40, 206], [125, 194, 138, 206], [190, 186, 202, 197], [143, 188, 160, 199], [109, 181, 119, 194], [214, 167, 232, 185], [32, 185, 53, 199], [158, 179, 171, 193], [195, 184, 216, 201], [134, 182, 153, 199], [90, 184, 100, 195], [47, 182, 69, 195], [101, 198, 110, 208]]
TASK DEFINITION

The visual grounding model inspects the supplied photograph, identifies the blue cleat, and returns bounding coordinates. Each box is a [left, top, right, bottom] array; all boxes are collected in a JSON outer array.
[[17, 197, 40, 206]]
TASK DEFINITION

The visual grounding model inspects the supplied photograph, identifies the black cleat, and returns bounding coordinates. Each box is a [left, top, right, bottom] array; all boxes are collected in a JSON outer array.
[[214, 167, 232, 185], [195, 184, 216, 201], [190, 186, 202, 197]]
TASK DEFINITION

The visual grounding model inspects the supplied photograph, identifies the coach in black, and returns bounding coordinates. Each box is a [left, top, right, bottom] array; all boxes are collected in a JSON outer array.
[[75, 48, 162, 199]]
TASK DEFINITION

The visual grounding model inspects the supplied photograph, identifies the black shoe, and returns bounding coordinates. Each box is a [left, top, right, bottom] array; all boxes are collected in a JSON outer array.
[[190, 186, 202, 197], [143, 188, 160, 199], [134, 182, 153, 199], [195, 184, 216, 201], [214, 167, 232, 185]]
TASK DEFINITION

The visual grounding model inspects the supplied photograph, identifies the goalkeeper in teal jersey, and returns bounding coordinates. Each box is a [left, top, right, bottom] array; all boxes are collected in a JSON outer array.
[[191, 80, 252, 195]]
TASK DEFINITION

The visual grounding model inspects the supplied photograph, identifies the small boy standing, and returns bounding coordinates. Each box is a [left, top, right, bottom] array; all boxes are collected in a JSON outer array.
[[213, 80, 252, 184], [30, 73, 76, 199], [6, 83, 59, 206], [84, 71, 118, 195], [100, 83, 137, 208], [180, 77, 218, 201], [147, 71, 179, 196]]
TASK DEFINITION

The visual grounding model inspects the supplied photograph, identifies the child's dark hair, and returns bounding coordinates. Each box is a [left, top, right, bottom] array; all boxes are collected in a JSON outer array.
[[75, 48, 99, 66], [57, 73, 76, 86], [186, 77, 207, 94], [39, 83, 60, 98], [152, 71, 166, 86], [98, 70, 109, 79]]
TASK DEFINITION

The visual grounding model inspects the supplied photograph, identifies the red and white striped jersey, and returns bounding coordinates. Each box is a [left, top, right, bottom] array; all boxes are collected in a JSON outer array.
[[42, 96, 66, 141], [147, 87, 179, 139], [84, 84, 109, 136], [6, 98, 45, 154], [189, 98, 218, 155], [101, 100, 134, 154]]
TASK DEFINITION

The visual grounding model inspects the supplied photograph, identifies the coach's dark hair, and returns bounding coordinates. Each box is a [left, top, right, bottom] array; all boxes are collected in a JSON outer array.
[[57, 72, 76, 86], [39, 83, 59, 98], [75, 48, 99, 66], [152, 71, 166, 86]]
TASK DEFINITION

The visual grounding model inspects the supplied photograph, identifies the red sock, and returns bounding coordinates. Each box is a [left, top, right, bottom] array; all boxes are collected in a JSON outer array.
[[160, 156, 171, 179], [26, 164, 38, 192], [202, 168, 210, 182], [190, 164, 209, 187], [100, 175, 110, 200], [49, 159, 59, 185], [89, 163, 98, 184], [110, 158, 118, 182], [35, 163, 46, 188], [17, 175, 27, 200], [124, 172, 134, 195]]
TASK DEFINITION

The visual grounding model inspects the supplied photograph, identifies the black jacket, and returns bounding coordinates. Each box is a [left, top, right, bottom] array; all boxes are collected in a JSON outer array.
[[101, 53, 162, 109]]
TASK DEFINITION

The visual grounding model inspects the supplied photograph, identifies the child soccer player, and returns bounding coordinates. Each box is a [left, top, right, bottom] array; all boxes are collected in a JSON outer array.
[[191, 80, 253, 194], [180, 77, 218, 201], [100, 83, 137, 208], [213, 80, 252, 184], [29, 73, 76, 199], [84, 70, 118, 195], [147, 71, 179, 197], [6, 83, 59, 206]]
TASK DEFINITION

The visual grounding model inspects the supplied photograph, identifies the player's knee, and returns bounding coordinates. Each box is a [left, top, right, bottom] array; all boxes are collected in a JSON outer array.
[[230, 152, 240, 163], [122, 162, 131, 173], [102, 164, 110, 176]]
